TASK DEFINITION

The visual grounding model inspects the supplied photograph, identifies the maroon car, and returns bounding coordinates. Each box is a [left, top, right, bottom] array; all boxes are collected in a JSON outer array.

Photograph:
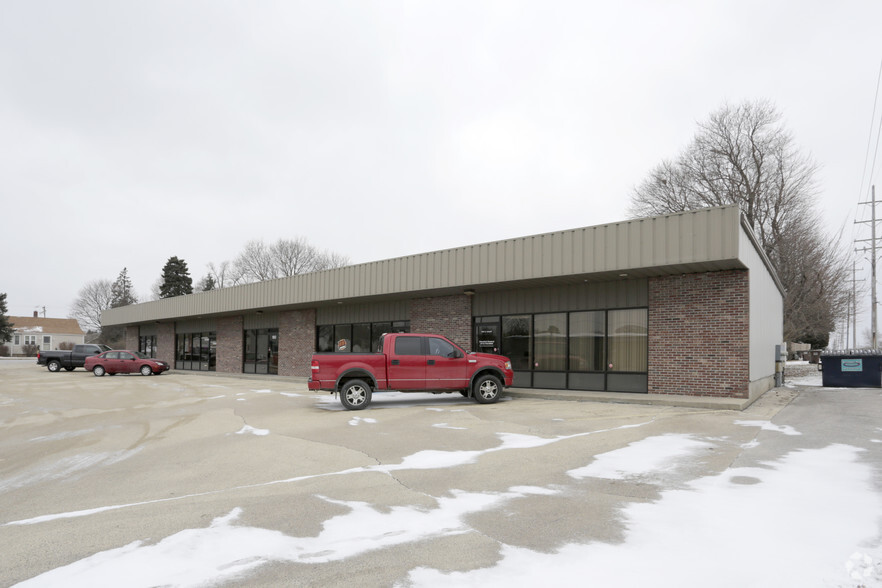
[[84, 350, 170, 377]]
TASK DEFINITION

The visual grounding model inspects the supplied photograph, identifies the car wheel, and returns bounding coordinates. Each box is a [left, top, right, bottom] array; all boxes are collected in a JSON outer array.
[[47, 360, 61, 372], [140, 365, 153, 376], [93, 365, 106, 377], [473, 374, 501, 404], [340, 379, 372, 410], [64, 367, 75, 372]]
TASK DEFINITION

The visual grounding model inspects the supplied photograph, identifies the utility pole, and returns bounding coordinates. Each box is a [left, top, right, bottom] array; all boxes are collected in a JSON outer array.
[[857, 185, 880, 348], [852, 260, 859, 348]]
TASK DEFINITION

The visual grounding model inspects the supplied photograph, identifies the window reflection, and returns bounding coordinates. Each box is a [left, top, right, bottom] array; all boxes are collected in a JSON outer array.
[[174, 332, 216, 371], [244, 328, 279, 374]]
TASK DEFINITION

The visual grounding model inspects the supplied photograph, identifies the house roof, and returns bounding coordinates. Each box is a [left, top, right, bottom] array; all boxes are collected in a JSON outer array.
[[9, 317, 84, 335]]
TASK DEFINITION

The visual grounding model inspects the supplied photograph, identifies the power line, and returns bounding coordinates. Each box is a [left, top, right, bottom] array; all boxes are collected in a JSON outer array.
[[859, 59, 882, 204]]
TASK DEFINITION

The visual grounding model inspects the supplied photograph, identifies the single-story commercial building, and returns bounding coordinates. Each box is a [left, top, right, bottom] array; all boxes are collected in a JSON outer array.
[[101, 206, 784, 401]]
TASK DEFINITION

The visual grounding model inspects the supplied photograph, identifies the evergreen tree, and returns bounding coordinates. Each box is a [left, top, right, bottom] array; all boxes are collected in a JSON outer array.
[[159, 256, 194, 298], [197, 274, 217, 292], [110, 268, 138, 308], [0, 293, 14, 343]]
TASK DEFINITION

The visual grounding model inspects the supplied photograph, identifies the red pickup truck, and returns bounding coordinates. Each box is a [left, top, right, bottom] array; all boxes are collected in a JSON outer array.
[[308, 333, 513, 410]]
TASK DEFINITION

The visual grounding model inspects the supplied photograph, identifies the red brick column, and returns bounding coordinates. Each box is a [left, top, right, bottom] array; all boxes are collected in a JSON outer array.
[[648, 270, 749, 398], [279, 309, 316, 377], [157, 323, 175, 367], [217, 316, 243, 374], [410, 295, 472, 351]]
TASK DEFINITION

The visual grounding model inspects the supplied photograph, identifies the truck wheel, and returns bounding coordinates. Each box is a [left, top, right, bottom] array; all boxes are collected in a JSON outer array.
[[64, 367, 75, 372], [92, 365, 106, 377], [473, 374, 501, 404], [47, 360, 61, 372], [340, 379, 372, 410]]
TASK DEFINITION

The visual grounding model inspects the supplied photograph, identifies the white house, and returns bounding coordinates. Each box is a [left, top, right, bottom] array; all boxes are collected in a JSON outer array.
[[7, 314, 85, 356]]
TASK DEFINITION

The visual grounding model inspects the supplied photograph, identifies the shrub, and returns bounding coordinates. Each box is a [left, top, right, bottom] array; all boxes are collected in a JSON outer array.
[[58, 341, 75, 351], [22, 344, 39, 357], [0, 345, 8, 357]]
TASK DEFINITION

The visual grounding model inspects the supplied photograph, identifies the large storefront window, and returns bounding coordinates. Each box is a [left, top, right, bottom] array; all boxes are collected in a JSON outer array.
[[569, 311, 605, 372], [474, 308, 647, 392], [608, 308, 648, 373], [502, 316, 531, 370], [244, 328, 279, 374], [175, 332, 216, 371], [316, 321, 410, 353], [534, 313, 567, 371]]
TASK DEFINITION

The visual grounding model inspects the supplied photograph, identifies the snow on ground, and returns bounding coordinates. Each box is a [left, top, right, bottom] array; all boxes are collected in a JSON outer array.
[[0, 450, 141, 494], [12, 422, 882, 587], [234, 425, 269, 436], [408, 444, 882, 587], [785, 360, 823, 387], [315, 391, 478, 411], [567, 433, 712, 480], [735, 420, 802, 436]]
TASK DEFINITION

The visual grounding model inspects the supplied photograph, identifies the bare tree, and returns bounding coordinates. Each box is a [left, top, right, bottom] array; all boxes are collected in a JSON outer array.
[[271, 237, 322, 277], [69, 279, 113, 332], [315, 249, 350, 271], [230, 238, 350, 284], [206, 260, 240, 288], [234, 240, 278, 283], [629, 99, 848, 347]]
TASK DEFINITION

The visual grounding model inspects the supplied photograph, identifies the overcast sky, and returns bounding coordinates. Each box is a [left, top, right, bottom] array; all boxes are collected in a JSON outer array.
[[2, 1, 881, 328]]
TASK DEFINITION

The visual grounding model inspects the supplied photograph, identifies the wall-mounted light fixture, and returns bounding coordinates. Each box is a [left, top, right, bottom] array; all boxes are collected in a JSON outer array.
[[463, 289, 476, 296]]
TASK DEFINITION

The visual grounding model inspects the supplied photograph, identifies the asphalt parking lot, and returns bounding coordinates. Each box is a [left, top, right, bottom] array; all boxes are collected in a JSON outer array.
[[2, 359, 882, 587]]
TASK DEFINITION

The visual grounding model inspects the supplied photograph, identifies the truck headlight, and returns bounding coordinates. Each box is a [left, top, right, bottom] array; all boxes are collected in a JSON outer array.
[[505, 361, 511, 370]]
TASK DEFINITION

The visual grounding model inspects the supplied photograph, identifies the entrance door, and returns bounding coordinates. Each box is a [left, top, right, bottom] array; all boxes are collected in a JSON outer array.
[[475, 323, 500, 355]]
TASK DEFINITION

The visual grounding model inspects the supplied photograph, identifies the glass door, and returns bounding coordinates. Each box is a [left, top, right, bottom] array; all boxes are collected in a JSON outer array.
[[475, 322, 500, 354]]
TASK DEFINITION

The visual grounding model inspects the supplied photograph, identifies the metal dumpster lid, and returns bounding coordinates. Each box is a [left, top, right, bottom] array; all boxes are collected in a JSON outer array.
[[821, 349, 882, 356]]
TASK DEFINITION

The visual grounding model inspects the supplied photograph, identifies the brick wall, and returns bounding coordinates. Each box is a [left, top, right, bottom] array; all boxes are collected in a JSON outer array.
[[648, 270, 749, 398], [410, 295, 472, 350], [280, 308, 316, 377], [157, 323, 175, 367], [125, 327, 139, 351], [217, 316, 243, 374]]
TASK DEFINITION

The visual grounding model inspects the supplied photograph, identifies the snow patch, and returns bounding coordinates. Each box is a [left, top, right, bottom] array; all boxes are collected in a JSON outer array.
[[408, 444, 882, 587], [567, 434, 712, 480], [30, 429, 97, 442], [16, 488, 553, 587], [235, 425, 269, 436], [735, 420, 802, 436], [0, 449, 141, 493], [348, 417, 377, 426]]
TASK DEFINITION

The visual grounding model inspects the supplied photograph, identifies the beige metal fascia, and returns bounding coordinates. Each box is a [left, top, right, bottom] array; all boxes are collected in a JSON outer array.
[[101, 205, 748, 326]]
